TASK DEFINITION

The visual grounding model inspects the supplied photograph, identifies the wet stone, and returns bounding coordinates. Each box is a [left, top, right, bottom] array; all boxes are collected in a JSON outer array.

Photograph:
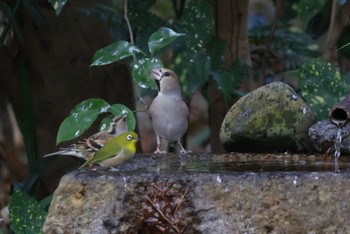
[[44, 153, 350, 233], [220, 82, 316, 152], [309, 120, 350, 153]]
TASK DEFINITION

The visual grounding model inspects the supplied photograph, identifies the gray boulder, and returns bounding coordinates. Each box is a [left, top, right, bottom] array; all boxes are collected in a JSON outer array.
[[220, 82, 316, 152]]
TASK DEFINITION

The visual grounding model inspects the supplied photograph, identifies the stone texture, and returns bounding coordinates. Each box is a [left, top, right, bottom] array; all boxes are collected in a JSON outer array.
[[220, 82, 316, 152], [44, 153, 350, 233], [309, 120, 350, 153]]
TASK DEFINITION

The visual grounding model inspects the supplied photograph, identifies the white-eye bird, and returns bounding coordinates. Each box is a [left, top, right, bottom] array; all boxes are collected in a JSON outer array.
[[44, 115, 128, 159], [149, 68, 190, 154], [79, 131, 139, 168]]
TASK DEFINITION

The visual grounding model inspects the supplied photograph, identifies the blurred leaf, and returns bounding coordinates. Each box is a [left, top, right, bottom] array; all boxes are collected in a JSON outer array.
[[17, 58, 37, 174], [39, 195, 53, 210], [108, 104, 136, 131], [180, 0, 214, 52], [207, 37, 227, 70], [23, 0, 48, 29], [91, 41, 143, 66], [70, 98, 110, 115], [56, 110, 100, 145], [212, 60, 247, 102], [132, 58, 163, 90], [128, 0, 165, 52], [298, 58, 348, 119], [179, 52, 211, 95], [211, 71, 236, 102], [48, 0, 68, 16], [298, 0, 327, 23], [304, 0, 331, 38], [9, 189, 47, 234], [129, 0, 156, 12], [76, 4, 125, 40], [148, 27, 184, 56]]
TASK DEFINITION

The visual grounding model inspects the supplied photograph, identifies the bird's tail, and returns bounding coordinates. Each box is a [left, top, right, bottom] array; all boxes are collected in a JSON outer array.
[[43, 149, 92, 159]]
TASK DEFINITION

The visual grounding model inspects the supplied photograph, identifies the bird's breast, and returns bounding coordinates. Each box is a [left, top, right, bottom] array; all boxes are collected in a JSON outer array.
[[150, 95, 189, 141]]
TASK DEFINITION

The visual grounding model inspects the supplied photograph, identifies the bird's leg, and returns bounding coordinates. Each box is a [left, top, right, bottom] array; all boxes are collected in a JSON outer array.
[[177, 139, 192, 154], [154, 136, 167, 154]]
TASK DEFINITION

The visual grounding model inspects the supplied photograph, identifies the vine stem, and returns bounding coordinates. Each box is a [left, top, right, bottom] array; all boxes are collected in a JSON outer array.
[[123, 0, 148, 110], [123, 0, 136, 63]]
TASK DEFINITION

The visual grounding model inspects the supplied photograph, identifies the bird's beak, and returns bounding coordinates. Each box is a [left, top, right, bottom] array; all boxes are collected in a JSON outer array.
[[150, 69, 162, 80]]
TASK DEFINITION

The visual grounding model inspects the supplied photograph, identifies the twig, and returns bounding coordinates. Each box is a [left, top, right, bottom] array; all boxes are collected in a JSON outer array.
[[146, 196, 181, 233], [173, 187, 189, 216]]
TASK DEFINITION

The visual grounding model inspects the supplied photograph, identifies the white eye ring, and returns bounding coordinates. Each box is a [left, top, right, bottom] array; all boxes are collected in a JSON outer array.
[[127, 134, 132, 140]]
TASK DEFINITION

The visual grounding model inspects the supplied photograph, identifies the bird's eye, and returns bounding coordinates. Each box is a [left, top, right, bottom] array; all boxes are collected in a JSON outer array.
[[164, 72, 170, 76], [127, 134, 132, 140]]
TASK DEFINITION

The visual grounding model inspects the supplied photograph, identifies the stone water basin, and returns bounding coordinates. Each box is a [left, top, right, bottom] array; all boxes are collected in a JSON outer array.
[[44, 153, 350, 233]]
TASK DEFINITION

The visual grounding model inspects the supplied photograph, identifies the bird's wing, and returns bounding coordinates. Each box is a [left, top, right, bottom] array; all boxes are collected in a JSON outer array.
[[82, 137, 123, 166]]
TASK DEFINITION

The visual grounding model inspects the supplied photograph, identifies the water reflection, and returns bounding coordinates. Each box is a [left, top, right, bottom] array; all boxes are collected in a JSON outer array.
[[157, 154, 350, 173]]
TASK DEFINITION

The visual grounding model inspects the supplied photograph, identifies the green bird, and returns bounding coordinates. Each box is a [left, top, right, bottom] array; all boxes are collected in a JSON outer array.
[[79, 131, 139, 168]]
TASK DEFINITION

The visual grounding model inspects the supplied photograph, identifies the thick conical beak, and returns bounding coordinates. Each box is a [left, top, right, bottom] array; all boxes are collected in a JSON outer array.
[[150, 69, 162, 80]]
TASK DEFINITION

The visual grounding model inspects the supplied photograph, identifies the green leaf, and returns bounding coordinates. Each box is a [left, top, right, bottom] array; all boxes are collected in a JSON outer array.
[[48, 0, 68, 16], [70, 98, 110, 115], [298, 0, 327, 23], [148, 27, 184, 56], [9, 189, 47, 234], [108, 104, 136, 131], [132, 58, 163, 90], [56, 110, 100, 145], [91, 41, 143, 66], [298, 58, 349, 119]]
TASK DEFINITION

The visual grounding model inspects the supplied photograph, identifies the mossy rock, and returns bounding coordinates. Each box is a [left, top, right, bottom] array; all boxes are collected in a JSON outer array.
[[220, 82, 316, 152]]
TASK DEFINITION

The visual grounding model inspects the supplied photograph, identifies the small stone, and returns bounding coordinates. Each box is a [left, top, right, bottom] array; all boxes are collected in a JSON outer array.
[[220, 82, 316, 152]]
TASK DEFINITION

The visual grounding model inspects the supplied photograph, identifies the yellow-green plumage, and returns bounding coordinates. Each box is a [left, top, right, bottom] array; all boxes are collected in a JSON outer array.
[[80, 131, 138, 168]]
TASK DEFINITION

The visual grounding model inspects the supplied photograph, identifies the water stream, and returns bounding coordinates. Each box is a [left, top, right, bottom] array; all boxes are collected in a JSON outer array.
[[334, 127, 342, 172]]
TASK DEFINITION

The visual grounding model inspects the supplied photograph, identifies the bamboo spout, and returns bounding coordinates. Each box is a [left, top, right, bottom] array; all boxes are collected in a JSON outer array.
[[329, 94, 350, 127]]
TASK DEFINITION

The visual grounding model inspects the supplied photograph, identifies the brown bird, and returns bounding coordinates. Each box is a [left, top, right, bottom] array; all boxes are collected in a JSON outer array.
[[44, 115, 128, 159], [149, 68, 190, 154]]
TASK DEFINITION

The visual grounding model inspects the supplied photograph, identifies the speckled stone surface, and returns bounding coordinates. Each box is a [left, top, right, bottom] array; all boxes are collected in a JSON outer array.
[[309, 120, 350, 153], [220, 82, 316, 152], [44, 153, 350, 233]]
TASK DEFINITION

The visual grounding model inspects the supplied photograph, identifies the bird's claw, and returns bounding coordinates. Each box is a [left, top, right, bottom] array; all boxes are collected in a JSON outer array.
[[109, 167, 120, 172], [179, 149, 192, 155], [154, 149, 167, 154]]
